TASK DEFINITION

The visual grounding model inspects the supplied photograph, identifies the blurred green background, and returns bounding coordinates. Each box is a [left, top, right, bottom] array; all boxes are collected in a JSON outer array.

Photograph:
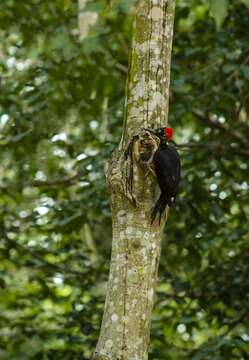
[[0, 0, 249, 359]]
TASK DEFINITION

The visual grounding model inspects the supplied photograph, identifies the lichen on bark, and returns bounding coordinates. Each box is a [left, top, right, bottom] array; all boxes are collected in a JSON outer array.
[[92, 1, 176, 359]]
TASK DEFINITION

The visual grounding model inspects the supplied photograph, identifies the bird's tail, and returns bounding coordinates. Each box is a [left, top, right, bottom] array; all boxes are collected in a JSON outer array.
[[151, 194, 174, 225]]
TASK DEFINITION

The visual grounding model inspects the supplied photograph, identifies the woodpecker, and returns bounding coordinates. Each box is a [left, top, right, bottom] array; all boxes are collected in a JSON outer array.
[[145, 127, 181, 224]]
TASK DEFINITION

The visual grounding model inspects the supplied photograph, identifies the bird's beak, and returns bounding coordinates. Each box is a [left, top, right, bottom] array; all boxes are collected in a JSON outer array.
[[142, 127, 156, 134]]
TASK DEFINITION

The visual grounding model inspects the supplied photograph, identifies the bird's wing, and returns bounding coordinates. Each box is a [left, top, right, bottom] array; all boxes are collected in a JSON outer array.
[[154, 145, 180, 195]]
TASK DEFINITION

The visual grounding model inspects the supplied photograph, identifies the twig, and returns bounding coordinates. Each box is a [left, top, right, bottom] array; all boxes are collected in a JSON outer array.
[[115, 63, 128, 73], [29, 173, 81, 187], [192, 108, 246, 145]]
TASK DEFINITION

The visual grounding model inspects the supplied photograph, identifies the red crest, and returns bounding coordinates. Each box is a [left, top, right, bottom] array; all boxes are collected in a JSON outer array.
[[164, 127, 173, 140]]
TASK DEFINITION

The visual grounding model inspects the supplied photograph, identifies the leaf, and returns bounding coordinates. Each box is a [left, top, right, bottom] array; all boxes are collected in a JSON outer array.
[[241, 65, 249, 79], [240, 0, 249, 8], [209, 0, 228, 29], [111, 0, 134, 12], [222, 64, 237, 74], [64, 0, 72, 11]]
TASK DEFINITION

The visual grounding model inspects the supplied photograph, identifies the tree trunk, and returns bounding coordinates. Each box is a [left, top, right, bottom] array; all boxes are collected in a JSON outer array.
[[92, 1, 176, 359]]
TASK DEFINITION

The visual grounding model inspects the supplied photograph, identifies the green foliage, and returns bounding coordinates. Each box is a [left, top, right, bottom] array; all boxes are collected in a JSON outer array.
[[208, 0, 249, 29], [0, 0, 249, 359], [240, 0, 249, 8], [209, 0, 228, 29]]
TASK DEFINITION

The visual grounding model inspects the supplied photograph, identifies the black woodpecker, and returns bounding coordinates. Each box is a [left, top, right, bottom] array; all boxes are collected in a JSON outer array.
[[145, 127, 181, 224]]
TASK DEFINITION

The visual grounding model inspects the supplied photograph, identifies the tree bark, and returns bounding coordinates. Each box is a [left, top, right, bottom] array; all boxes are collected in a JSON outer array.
[[92, 1, 175, 359]]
